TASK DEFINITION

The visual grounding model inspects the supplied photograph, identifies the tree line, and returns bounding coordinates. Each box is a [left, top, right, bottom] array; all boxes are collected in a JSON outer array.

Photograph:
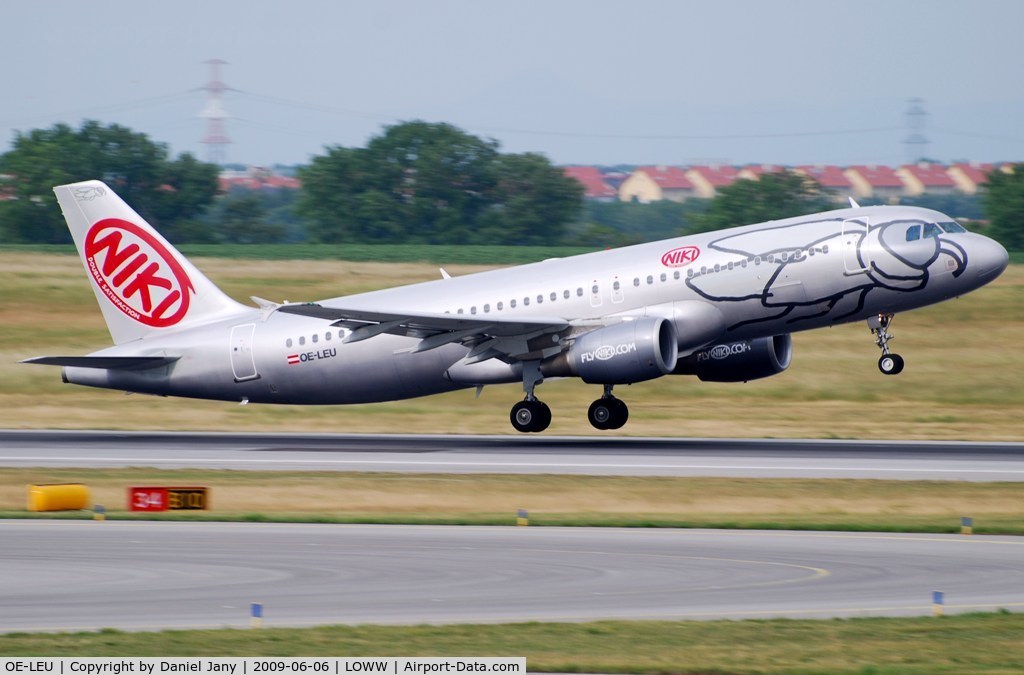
[[0, 120, 1021, 249]]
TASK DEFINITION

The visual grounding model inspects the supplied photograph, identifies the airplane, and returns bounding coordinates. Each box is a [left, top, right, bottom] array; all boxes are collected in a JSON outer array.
[[23, 179, 1009, 433]]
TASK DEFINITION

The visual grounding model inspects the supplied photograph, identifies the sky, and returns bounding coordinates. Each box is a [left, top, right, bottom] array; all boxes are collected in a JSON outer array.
[[3, 0, 1023, 168]]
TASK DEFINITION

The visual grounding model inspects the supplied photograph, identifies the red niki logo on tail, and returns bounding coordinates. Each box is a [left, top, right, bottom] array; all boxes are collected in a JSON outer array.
[[84, 218, 194, 327]]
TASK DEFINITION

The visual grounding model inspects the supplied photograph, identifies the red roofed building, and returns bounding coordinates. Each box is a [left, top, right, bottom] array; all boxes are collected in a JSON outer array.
[[618, 166, 696, 203], [685, 165, 740, 198], [948, 162, 996, 195], [219, 167, 301, 192], [844, 165, 904, 202], [737, 164, 785, 180], [794, 165, 853, 203], [896, 162, 957, 196], [563, 166, 617, 201]]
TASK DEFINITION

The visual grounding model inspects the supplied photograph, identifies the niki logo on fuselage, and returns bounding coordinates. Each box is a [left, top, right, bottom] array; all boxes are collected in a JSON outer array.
[[84, 218, 194, 328], [286, 348, 338, 365]]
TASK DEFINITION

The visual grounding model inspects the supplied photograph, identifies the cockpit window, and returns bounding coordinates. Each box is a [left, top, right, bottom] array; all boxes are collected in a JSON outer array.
[[938, 221, 967, 233], [922, 223, 943, 239], [905, 224, 922, 241]]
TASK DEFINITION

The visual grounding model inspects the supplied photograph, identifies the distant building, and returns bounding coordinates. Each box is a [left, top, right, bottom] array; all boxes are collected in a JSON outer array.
[[844, 165, 904, 202], [562, 166, 617, 201], [219, 166, 301, 192], [736, 164, 785, 180], [618, 166, 696, 203], [896, 162, 957, 196], [794, 165, 853, 202], [685, 165, 740, 199], [947, 162, 996, 195]]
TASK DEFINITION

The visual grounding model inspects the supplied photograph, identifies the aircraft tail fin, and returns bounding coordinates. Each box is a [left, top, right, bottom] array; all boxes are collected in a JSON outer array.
[[54, 180, 248, 345]]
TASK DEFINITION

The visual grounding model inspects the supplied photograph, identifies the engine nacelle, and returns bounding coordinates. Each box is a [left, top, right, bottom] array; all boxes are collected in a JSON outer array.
[[673, 334, 792, 382], [545, 317, 678, 385]]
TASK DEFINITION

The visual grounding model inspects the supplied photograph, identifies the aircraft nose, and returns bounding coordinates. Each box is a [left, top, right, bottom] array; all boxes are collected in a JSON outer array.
[[973, 236, 1009, 282]]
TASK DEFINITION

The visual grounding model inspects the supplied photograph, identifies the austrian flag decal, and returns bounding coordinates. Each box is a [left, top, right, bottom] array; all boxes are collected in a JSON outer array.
[[661, 245, 700, 268], [84, 218, 195, 328]]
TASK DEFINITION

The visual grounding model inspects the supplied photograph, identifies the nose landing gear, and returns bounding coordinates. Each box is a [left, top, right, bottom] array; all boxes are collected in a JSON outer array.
[[869, 313, 905, 375]]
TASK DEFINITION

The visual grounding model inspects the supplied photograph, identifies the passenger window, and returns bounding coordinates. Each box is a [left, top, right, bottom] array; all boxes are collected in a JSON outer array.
[[471, 306, 477, 314], [510, 299, 517, 308], [536, 295, 543, 304], [687, 268, 694, 277], [325, 332, 331, 341], [563, 290, 570, 299], [524, 297, 530, 306], [457, 308, 464, 314], [613, 280, 621, 290], [286, 338, 293, 348], [633, 278, 640, 287], [673, 270, 680, 279], [550, 292, 557, 301], [906, 225, 922, 241], [659, 273, 666, 282], [299, 336, 306, 346], [312, 334, 318, 343], [646, 275, 653, 285], [577, 288, 584, 297], [484, 304, 490, 313], [497, 301, 503, 310]]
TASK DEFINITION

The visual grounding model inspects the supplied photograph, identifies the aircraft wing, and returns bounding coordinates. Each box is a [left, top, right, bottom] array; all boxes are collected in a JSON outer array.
[[277, 303, 570, 362]]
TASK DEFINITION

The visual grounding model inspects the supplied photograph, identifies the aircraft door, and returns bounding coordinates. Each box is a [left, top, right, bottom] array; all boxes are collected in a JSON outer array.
[[842, 218, 871, 274], [230, 323, 259, 382], [611, 275, 624, 303]]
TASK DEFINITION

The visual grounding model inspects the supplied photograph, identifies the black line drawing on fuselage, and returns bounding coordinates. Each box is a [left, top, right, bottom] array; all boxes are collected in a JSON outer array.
[[685, 216, 968, 331]]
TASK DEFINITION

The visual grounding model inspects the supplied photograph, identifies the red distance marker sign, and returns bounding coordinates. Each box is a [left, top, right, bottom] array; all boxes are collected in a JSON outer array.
[[129, 487, 209, 511]]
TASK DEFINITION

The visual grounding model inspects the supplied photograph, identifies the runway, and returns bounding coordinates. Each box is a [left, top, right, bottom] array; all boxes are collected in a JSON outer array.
[[3, 520, 1023, 633], [0, 430, 1022, 479]]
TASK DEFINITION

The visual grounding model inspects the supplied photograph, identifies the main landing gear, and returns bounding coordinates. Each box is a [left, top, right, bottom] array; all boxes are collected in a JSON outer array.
[[510, 360, 551, 433], [509, 363, 631, 433], [588, 385, 629, 430], [868, 313, 905, 375]]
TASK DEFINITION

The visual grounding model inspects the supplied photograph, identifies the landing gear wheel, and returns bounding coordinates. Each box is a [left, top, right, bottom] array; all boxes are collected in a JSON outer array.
[[511, 400, 551, 433], [878, 353, 905, 375], [588, 397, 629, 430]]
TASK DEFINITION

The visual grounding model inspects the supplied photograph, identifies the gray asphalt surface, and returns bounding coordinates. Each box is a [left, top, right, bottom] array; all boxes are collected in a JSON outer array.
[[3, 521, 1023, 633], [0, 430, 1022, 479]]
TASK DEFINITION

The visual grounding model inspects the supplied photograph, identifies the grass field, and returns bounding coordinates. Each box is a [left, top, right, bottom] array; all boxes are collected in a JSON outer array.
[[5, 469, 1024, 533], [2, 614, 1023, 673], [1, 252, 1021, 439]]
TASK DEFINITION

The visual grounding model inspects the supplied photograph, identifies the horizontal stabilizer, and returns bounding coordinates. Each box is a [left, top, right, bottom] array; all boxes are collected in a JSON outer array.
[[21, 355, 180, 370]]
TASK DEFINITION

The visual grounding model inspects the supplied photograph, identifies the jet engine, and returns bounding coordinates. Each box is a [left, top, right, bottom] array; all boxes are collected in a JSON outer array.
[[673, 334, 792, 382], [544, 317, 678, 384]]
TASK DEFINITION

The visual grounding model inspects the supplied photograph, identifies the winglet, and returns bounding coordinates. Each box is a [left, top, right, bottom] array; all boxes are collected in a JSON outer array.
[[848, 196, 861, 208]]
